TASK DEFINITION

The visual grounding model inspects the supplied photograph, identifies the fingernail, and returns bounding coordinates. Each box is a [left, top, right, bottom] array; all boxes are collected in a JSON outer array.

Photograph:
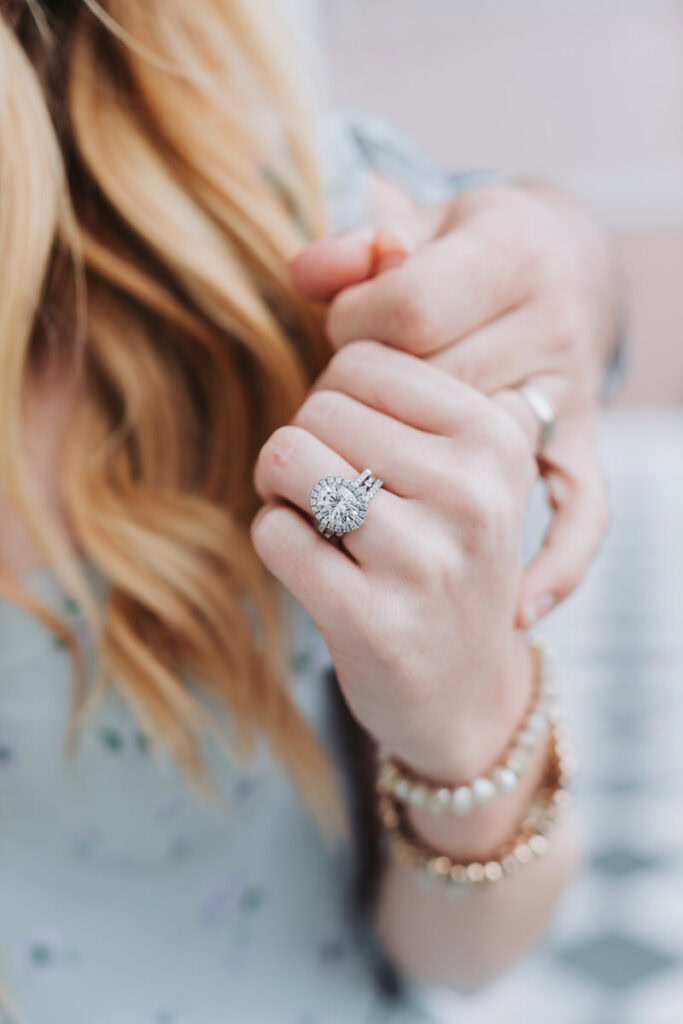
[[370, 226, 410, 275], [522, 591, 556, 628]]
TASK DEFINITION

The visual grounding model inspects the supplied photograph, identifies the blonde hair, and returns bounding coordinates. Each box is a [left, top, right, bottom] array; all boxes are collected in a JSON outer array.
[[0, 0, 340, 825]]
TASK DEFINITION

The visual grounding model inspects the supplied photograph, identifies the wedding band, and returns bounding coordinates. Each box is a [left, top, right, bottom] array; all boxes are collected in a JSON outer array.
[[310, 468, 383, 539], [515, 384, 556, 452]]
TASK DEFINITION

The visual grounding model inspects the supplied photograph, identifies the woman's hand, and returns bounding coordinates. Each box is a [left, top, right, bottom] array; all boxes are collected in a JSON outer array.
[[252, 341, 537, 782], [291, 182, 618, 627]]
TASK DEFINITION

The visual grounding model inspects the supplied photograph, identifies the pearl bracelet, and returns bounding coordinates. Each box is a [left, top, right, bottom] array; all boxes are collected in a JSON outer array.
[[377, 637, 558, 818], [377, 714, 576, 893]]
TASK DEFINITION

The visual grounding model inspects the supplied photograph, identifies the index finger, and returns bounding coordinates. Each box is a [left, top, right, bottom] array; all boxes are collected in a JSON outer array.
[[326, 219, 529, 355]]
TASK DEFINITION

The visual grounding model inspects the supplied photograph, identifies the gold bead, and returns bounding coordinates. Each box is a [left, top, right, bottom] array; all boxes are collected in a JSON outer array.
[[377, 764, 398, 791], [375, 638, 569, 891], [430, 856, 452, 878], [554, 789, 572, 809], [394, 846, 410, 866], [380, 806, 400, 829]]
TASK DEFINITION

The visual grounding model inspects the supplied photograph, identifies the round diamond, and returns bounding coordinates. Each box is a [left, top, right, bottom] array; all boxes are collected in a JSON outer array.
[[310, 476, 368, 535]]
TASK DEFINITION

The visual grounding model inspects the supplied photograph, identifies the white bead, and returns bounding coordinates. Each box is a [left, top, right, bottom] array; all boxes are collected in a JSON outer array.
[[502, 853, 519, 874], [518, 729, 537, 750], [379, 764, 397, 787], [452, 786, 473, 816], [493, 767, 518, 792], [429, 788, 452, 814], [394, 779, 410, 801], [409, 785, 428, 807], [472, 777, 496, 805], [527, 712, 547, 735], [509, 746, 531, 769], [529, 834, 549, 856]]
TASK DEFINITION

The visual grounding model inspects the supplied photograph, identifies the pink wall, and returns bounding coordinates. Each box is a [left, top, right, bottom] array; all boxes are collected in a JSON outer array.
[[323, 0, 683, 403]]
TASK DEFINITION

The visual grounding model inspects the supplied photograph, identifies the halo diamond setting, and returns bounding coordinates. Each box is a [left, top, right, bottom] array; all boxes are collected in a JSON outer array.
[[310, 468, 382, 539]]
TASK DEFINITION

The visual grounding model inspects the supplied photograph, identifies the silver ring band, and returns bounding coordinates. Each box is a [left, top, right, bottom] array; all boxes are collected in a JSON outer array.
[[310, 468, 383, 539], [515, 384, 556, 452]]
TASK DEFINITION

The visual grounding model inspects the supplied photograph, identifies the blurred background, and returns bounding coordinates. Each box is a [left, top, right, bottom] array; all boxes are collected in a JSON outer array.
[[322, 0, 683, 406], [313, 1, 683, 1021]]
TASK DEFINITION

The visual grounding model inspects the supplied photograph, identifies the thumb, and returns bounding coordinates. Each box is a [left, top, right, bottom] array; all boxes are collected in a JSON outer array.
[[516, 457, 609, 629], [289, 224, 411, 303]]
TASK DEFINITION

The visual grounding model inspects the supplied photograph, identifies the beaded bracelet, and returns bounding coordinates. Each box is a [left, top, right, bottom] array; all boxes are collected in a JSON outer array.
[[377, 714, 576, 894], [377, 637, 557, 818]]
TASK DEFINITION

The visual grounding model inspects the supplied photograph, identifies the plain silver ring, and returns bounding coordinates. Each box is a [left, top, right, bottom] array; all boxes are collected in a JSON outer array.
[[515, 384, 556, 453], [310, 468, 383, 540]]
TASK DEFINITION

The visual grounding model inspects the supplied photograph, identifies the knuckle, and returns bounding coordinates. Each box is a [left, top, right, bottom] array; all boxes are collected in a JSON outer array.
[[451, 474, 515, 553], [326, 289, 355, 346], [464, 404, 534, 476], [392, 280, 439, 353], [250, 503, 285, 555], [295, 388, 347, 432], [326, 339, 386, 382], [497, 415, 534, 473], [255, 425, 307, 481], [546, 296, 586, 360]]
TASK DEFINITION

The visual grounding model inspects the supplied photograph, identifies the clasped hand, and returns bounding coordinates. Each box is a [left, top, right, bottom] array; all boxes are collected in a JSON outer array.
[[252, 182, 615, 781]]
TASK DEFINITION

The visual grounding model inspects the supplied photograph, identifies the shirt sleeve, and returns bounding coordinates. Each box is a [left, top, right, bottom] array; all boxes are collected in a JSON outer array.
[[318, 109, 504, 232]]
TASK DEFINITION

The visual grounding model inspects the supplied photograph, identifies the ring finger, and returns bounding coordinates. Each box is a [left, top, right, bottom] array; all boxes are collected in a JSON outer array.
[[254, 423, 407, 566]]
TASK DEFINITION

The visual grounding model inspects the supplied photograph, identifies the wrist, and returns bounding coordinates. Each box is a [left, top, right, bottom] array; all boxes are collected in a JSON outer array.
[[390, 629, 535, 785], [406, 732, 552, 863], [375, 638, 577, 897], [377, 711, 575, 895], [385, 632, 550, 861]]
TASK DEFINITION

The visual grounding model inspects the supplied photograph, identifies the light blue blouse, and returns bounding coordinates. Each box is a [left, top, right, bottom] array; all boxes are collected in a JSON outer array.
[[0, 567, 439, 1024]]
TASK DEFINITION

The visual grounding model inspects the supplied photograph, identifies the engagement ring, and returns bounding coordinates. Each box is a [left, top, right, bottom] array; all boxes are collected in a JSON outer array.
[[310, 468, 383, 539]]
